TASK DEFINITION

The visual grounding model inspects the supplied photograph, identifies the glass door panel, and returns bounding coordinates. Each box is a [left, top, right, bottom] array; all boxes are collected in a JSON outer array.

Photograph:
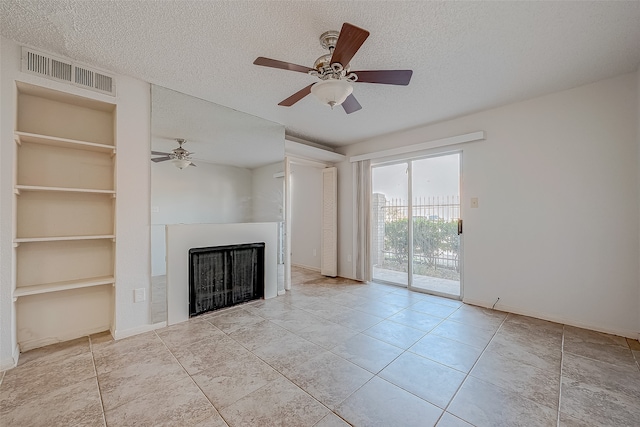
[[410, 154, 461, 297], [371, 162, 408, 286]]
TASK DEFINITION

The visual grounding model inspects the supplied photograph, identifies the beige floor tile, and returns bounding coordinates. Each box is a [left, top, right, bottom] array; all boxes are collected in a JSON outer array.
[[448, 376, 557, 427], [0, 352, 95, 411], [17, 336, 90, 368], [504, 313, 564, 335], [228, 319, 291, 351], [430, 319, 495, 349], [156, 318, 225, 349], [331, 333, 403, 373], [563, 325, 636, 368], [378, 351, 465, 408], [562, 352, 640, 402], [626, 338, 640, 351], [285, 351, 373, 409], [74, 411, 107, 427], [447, 304, 507, 331], [470, 349, 560, 409], [336, 376, 443, 427], [207, 308, 265, 334], [410, 333, 483, 373], [487, 331, 562, 373], [191, 351, 281, 409], [220, 376, 329, 427], [169, 335, 250, 375], [329, 308, 384, 332], [353, 299, 405, 318], [388, 308, 443, 332], [295, 317, 358, 350], [314, 413, 351, 427], [558, 412, 590, 427], [267, 307, 326, 332], [560, 376, 640, 427], [104, 377, 226, 427], [97, 351, 189, 411], [1, 377, 103, 427], [420, 293, 463, 308], [436, 412, 474, 427], [362, 319, 426, 349], [410, 300, 459, 318], [92, 332, 165, 375], [252, 333, 326, 372]]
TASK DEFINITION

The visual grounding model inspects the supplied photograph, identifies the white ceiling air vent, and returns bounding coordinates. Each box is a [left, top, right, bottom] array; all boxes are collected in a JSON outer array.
[[21, 47, 116, 96]]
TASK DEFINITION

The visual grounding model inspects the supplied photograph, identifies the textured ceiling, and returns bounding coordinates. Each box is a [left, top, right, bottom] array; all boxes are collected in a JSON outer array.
[[1, 1, 639, 148]]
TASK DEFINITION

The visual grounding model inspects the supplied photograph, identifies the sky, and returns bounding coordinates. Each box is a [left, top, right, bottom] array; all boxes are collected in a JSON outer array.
[[372, 153, 460, 201]]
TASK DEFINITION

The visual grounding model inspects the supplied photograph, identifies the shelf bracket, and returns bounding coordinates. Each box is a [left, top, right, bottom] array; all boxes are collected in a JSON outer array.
[[13, 242, 20, 248], [13, 188, 20, 196], [14, 135, 21, 146]]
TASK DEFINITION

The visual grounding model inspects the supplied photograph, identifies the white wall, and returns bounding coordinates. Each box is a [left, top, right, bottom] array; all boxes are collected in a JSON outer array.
[[290, 164, 323, 270], [151, 161, 252, 276], [0, 37, 15, 369], [338, 72, 639, 338], [251, 161, 284, 223], [0, 38, 153, 364]]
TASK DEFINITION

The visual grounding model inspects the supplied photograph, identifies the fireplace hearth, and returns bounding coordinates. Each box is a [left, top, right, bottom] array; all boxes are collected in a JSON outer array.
[[189, 242, 265, 317]]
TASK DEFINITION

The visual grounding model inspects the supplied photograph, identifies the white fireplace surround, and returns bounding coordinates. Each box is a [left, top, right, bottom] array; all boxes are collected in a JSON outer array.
[[165, 222, 279, 325]]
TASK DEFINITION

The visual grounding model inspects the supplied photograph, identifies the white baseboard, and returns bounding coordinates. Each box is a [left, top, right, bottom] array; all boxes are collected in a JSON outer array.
[[19, 326, 109, 352], [292, 263, 321, 272], [463, 297, 639, 340], [0, 345, 20, 371], [113, 321, 166, 340]]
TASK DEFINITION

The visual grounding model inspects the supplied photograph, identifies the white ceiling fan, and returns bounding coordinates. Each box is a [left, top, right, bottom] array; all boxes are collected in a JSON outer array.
[[151, 138, 197, 169]]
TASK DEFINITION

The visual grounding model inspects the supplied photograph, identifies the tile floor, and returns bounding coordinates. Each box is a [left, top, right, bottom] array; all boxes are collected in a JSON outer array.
[[1, 266, 640, 426]]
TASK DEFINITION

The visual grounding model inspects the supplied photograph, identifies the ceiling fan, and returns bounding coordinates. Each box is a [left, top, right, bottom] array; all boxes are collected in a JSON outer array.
[[254, 22, 412, 114], [151, 138, 197, 169]]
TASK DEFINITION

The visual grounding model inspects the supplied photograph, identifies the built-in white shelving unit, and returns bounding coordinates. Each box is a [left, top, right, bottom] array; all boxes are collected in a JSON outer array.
[[13, 82, 116, 351]]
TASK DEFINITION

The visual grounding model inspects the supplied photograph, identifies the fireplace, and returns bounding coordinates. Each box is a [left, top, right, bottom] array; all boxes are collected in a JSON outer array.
[[189, 242, 265, 317]]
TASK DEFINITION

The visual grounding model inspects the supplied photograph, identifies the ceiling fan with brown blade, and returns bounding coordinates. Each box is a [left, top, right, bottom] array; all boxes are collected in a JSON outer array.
[[151, 138, 197, 169], [254, 22, 413, 114]]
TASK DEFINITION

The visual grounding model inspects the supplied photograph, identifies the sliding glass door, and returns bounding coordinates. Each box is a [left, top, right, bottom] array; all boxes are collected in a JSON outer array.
[[371, 153, 461, 298], [371, 162, 408, 286]]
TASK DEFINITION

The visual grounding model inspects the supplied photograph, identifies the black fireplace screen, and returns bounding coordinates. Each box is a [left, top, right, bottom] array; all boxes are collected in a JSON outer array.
[[189, 242, 265, 317]]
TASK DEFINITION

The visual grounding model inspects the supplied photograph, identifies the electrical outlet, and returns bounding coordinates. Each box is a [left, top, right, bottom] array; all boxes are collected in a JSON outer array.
[[471, 197, 479, 208], [134, 288, 146, 303], [313, 249, 317, 257], [151, 206, 159, 213], [347, 254, 352, 262]]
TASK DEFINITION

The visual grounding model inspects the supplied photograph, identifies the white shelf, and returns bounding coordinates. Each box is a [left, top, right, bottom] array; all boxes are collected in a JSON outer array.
[[15, 131, 116, 154], [14, 235, 115, 243], [15, 185, 115, 195], [14, 276, 115, 297]]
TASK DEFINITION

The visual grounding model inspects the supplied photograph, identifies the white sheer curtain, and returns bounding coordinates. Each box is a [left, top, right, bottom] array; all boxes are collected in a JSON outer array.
[[354, 159, 372, 282]]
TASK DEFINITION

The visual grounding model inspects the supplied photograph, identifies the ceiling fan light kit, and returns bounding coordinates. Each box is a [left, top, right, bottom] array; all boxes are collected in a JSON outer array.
[[254, 22, 413, 114], [311, 79, 353, 108], [151, 138, 196, 169]]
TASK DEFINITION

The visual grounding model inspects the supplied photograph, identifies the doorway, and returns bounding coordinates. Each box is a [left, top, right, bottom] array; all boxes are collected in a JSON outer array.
[[371, 152, 462, 298]]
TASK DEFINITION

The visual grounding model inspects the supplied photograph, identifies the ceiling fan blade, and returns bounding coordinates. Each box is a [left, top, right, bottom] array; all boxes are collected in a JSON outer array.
[[151, 151, 170, 156], [278, 83, 315, 107], [331, 23, 370, 67], [352, 70, 413, 86], [189, 162, 197, 167], [151, 156, 171, 163], [342, 94, 362, 114], [253, 57, 314, 74]]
